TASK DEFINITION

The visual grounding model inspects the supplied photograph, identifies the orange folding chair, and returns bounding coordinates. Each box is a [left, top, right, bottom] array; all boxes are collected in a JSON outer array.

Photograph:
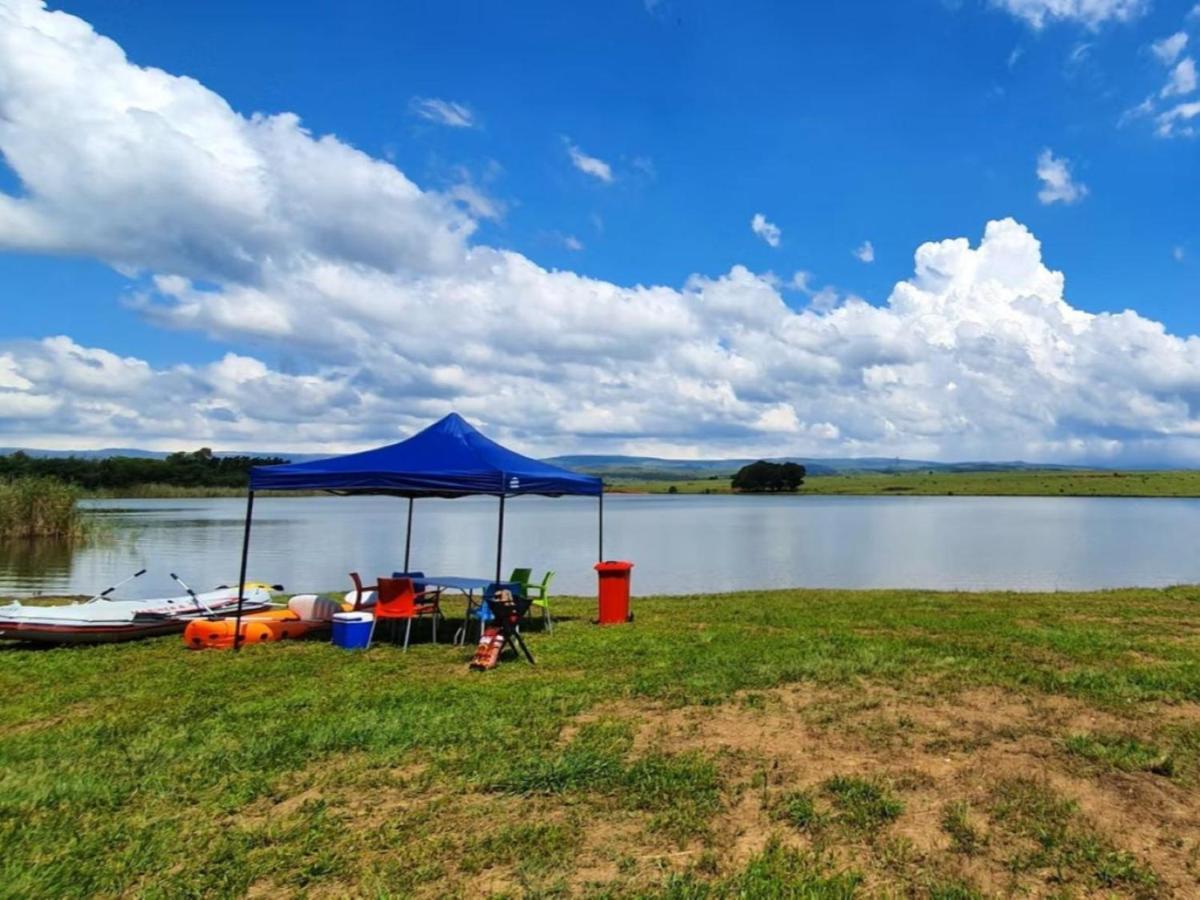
[[374, 576, 441, 651]]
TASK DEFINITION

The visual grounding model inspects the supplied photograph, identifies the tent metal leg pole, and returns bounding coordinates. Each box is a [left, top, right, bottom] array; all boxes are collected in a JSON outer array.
[[598, 491, 604, 562], [404, 497, 414, 571], [495, 494, 506, 584], [232, 490, 255, 653]]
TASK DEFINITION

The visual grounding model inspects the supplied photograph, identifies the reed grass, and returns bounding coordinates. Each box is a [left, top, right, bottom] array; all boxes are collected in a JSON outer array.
[[0, 476, 91, 539]]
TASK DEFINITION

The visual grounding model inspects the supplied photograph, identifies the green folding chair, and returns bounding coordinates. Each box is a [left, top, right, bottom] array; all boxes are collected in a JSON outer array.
[[527, 571, 555, 632], [507, 568, 532, 594]]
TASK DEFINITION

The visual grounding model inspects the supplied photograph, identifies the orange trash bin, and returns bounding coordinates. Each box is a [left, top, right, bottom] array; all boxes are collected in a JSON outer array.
[[594, 560, 634, 624]]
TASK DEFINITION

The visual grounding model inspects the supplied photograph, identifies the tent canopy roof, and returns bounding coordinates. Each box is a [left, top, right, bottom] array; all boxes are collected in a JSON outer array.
[[249, 413, 603, 497]]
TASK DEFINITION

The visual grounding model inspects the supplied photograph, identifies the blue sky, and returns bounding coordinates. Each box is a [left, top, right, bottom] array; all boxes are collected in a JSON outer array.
[[0, 0, 1198, 461]]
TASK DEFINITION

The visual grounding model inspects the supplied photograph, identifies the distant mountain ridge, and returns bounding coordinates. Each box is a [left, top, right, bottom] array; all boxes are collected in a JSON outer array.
[[0, 446, 1097, 478], [543, 454, 1091, 480], [0, 447, 328, 463]]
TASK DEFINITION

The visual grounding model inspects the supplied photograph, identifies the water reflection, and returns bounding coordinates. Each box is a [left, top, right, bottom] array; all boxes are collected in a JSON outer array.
[[0, 540, 74, 587]]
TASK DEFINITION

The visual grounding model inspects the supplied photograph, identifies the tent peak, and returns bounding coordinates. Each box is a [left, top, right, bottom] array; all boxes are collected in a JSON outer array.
[[249, 411, 602, 497]]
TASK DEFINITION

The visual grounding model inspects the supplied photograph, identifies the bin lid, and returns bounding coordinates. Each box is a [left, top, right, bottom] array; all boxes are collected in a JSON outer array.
[[333, 611, 374, 622], [594, 560, 634, 572]]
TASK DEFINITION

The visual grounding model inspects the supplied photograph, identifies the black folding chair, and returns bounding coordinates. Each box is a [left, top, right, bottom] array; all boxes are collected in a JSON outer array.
[[470, 581, 535, 668]]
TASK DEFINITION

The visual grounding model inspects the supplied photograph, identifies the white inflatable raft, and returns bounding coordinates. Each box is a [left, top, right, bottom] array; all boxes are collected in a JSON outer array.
[[0, 583, 275, 644]]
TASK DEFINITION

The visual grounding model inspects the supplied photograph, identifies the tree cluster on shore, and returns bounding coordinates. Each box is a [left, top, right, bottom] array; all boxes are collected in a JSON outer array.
[[731, 460, 807, 492], [0, 449, 287, 491]]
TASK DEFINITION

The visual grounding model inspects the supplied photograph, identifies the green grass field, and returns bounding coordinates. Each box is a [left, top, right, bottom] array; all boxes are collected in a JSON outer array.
[[4, 587, 1200, 896], [610, 468, 1200, 498]]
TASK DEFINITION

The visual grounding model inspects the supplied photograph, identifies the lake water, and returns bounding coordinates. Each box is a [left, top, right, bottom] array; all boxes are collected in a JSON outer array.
[[1, 494, 1199, 599]]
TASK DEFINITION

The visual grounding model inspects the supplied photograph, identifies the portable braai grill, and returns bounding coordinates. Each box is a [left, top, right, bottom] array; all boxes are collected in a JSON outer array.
[[470, 588, 535, 670]]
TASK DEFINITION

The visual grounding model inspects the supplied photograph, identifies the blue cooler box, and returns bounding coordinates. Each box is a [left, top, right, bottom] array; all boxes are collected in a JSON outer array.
[[332, 611, 374, 649]]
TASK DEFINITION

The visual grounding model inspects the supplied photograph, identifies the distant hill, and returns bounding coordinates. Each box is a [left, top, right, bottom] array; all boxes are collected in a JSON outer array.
[[0, 447, 327, 463], [0, 447, 168, 460], [1, 446, 1096, 480], [544, 454, 1092, 481]]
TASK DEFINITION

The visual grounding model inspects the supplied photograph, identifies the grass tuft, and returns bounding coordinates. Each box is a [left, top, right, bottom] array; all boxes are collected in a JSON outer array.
[[822, 775, 903, 835], [941, 800, 987, 856], [989, 777, 1158, 894], [491, 719, 720, 843], [663, 840, 862, 898], [1065, 732, 1175, 776], [775, 788, 824, 832]]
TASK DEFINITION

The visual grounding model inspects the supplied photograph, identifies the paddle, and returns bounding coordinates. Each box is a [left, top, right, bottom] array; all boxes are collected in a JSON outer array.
[[170, 573, 216, 616], [87, 568, 147, 603]]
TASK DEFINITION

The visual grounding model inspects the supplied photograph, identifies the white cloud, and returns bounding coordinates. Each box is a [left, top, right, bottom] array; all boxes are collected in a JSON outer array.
[[1152, 31, 1189, 65], [991, 0, 1146, 29], [1162, 57, 1198, 98], [9, 2, 1200, 463], [0, 2, 472, 281], [446, 180, 505, 221], [750, 213, 781, 248], [854, 241, 875, 263], [1156, 100, 1200, 137], [1066, 41, 1094, 67], [409, 97, 477, 128], [563, 235, 584, 252], [1174, 245, 1186, 262], [631, 156, 657, 179], [1126, 16, 1200, 137], [788, 271, 813, 293], [807, 286, 841, 312], [1036, 149, 1088, 204], [564, 140, 613, 183]]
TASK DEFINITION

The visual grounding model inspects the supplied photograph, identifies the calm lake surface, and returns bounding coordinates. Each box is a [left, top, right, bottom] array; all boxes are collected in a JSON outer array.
[[2, 494, 1199, 599]]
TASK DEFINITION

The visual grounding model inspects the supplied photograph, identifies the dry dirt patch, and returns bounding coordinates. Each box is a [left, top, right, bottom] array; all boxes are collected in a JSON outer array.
[[240, 683, 1200, 896], [613, 682, 1200, 895]]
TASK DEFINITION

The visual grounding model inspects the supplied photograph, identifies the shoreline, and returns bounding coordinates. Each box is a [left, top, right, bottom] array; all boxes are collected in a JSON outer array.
[[7, 583, 1199, 605], [61, 468, 1200, 500]]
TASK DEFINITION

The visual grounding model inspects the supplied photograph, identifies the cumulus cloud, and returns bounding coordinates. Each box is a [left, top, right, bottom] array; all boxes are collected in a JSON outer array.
[[991, 0, 1146, 29], [1036, 150, 1088, 204], [564, 139, 613, 183], [409, 97, 477, 128], [854, 241, 875, 263], [8, 1, 1200, 464], [0, 1, 473, 282], [750, 213, 781, 248]]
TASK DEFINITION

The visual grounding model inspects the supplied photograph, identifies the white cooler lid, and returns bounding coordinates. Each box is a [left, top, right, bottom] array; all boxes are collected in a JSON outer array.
[[332, 611, 374, 623]]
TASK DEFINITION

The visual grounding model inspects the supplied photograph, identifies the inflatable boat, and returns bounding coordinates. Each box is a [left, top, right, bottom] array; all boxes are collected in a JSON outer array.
[[184, 594, 345, 649], [0, 582, 275, 644]]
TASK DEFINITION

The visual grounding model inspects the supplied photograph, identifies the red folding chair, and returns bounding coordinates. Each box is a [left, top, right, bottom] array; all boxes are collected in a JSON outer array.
[[374, 576, 441, 651]]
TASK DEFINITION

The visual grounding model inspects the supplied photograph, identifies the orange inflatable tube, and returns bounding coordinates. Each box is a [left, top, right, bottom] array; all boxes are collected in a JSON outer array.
[[184, 595, 346, 650]]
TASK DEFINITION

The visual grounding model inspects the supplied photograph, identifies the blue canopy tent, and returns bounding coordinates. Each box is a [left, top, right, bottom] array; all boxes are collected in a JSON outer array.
[[229, 413, 604, 648]]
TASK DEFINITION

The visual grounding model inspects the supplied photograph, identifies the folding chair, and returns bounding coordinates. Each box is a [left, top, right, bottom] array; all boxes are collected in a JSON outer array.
[[375, 576, 441, 650], [470, 583, 535, 669]]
